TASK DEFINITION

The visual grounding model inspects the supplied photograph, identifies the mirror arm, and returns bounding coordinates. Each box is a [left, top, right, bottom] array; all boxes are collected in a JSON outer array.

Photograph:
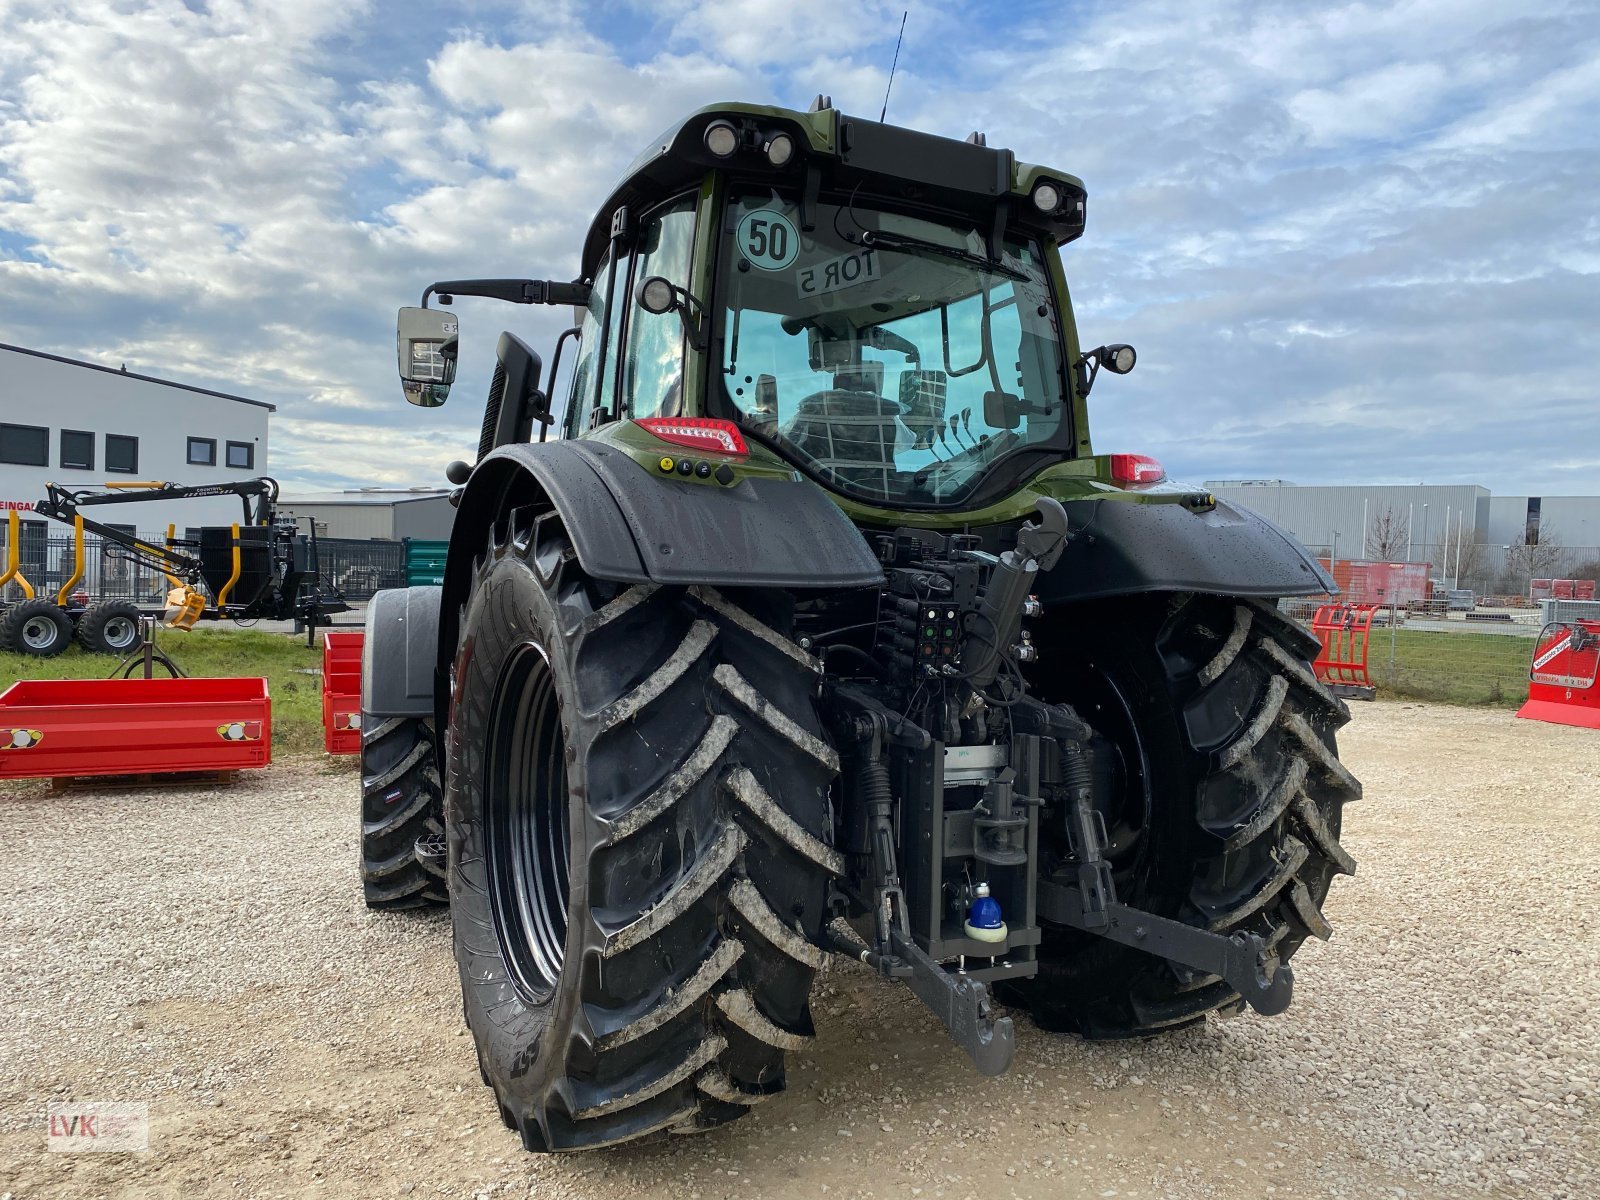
[[541, 326, 582, 443], [1075, 346, 1103, 397], [679, 294, 710, 354], [422, 279, 592, 308]]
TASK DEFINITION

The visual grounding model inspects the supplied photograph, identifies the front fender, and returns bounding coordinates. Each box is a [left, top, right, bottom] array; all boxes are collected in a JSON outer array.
[[1035, 497, 1335, 604]]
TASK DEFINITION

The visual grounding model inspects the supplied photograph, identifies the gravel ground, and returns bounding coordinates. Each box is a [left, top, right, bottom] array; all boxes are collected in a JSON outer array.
[[1, 701, 1596, 1199]]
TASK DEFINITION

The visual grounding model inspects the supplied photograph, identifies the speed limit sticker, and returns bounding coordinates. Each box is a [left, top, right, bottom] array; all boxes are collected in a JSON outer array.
[[735, 209, 799, 271]]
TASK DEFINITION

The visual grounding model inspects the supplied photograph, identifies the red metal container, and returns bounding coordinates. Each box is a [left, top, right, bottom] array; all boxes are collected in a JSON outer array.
[[321, 631, 364, 756], [0, 676, 272, 780]]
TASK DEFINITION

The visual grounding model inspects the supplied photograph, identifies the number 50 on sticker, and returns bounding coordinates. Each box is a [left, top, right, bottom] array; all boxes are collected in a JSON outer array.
[[736, 209, 799, 270]]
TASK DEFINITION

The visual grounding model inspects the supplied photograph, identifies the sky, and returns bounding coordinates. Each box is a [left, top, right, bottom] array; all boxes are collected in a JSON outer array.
[[1, 0, 1597, 496]]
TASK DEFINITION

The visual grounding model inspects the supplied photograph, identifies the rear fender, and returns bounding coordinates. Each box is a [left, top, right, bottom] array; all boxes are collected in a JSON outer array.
[[1035, 497, 1335, 604], [434, 439, 884, 694]]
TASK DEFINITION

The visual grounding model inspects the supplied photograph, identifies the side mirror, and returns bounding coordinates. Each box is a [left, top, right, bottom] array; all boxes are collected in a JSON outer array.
[[397, 307, 459, 407], [984, 389, 1022, 430]]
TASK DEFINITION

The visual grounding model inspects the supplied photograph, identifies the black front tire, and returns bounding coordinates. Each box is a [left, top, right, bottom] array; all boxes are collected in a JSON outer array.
[[448, 506, 843, 1151], [1, 599, 74, 658], [77, 602, 143, 655], [1012, 593, 1360, 1037], [360, 715, 448, 910]]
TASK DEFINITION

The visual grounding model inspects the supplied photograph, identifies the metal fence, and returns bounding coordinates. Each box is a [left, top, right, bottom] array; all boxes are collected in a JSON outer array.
[[1283, 544, 1599, 705], [1303, 542, 1600, 607], [317, 538, 406, 599], [1, 531, 408, 606]]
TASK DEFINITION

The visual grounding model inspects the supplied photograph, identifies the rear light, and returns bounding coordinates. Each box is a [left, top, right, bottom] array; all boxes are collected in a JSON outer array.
[[1110, 453, 1165, 485], [635, 417, 748, 456]]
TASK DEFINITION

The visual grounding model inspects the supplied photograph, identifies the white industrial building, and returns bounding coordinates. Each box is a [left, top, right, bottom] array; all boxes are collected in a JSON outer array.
[[0, 342, 274, 534], [277, 489, 456, 541], [1206, 480, 1600, 559]]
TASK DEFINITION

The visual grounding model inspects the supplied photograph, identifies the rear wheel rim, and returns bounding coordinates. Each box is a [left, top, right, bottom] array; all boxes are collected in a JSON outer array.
[[485, 642, 571, 1002], [1046, 661, 1153, 878], [103, 616, 138, 650], [22, 615, 60, 651]]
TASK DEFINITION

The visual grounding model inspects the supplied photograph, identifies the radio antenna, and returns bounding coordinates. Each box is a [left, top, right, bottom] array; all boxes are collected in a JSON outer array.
[[879, 10, 908, 123]]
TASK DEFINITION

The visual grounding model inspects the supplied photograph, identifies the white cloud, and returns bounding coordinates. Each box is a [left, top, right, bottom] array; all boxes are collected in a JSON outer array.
[[0, 0, 1595, 499]]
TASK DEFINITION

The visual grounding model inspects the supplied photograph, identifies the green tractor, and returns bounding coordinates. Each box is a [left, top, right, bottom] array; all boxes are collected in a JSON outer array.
[[361, 97, 1359, 1152]]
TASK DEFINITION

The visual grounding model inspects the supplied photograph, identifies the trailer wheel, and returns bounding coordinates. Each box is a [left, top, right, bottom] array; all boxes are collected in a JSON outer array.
[[360, 714, 448, 910], [1, 599, 74, 658], [1012, 594, 1360, 1038], [76, 602, 143, 655], [448, 507, 841, 1151]]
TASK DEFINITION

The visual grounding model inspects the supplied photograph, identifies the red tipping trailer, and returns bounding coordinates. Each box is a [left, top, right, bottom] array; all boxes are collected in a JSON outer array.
[[0, 677, 271, 781]]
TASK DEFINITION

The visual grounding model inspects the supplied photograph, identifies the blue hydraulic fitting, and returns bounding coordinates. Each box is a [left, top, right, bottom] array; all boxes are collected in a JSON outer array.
[[964, 881, 1008, 943]]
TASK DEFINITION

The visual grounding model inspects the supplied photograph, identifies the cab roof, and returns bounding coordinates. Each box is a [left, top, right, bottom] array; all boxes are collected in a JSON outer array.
[[579, 100, 1087, 278]]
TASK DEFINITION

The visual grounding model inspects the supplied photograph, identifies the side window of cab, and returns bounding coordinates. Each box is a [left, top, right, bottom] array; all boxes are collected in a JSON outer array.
[[563, 246, 614, 439], [620, 198, 697, 419]]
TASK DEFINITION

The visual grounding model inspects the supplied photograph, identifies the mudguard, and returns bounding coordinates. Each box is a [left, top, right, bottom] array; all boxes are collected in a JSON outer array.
[[1034, 496, 1335, 603], [459, 440, 884, 590], [361, 585, 441, 719]]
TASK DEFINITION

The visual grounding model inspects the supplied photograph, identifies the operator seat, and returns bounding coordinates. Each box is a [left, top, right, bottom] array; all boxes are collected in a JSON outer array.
[[783, 385, 900, 495]]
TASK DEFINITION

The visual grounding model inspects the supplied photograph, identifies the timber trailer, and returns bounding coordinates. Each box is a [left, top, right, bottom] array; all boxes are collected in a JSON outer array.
[[361, 97, 1360, 1151], [0, 477, 347, 656]]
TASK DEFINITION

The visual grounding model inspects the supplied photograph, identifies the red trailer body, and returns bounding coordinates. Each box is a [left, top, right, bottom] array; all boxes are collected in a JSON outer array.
[[1516, 620, 1600, 731], [1317, 560, 1430, 607], [321, 630, 364, 756], [0, 677, 271, 780]]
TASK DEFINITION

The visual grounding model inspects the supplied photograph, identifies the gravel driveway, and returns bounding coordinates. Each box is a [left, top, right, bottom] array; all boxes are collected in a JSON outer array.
[[2, 702, 1596, 1199]]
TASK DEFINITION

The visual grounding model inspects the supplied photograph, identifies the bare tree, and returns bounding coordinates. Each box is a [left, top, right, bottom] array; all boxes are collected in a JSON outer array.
[[1454, 539, 1487, 589], [1365, 505, 1408, 560], [1506, 524, 1565, 583]]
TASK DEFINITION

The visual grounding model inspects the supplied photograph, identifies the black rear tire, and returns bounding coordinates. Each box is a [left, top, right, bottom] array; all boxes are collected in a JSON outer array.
[[1010, 593, 1360, 1037], [360, 714, 448, 910], [1, 599, 74, 658], [76, 601, 143, 655], [448, 507, 842, 1151]]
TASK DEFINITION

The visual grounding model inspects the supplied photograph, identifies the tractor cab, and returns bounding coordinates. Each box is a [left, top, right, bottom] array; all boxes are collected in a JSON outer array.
[[396, 98, 1136, 515]]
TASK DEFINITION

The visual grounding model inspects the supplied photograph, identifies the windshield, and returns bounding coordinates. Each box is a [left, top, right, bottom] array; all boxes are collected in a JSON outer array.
[[715, 189, 1068, 506]]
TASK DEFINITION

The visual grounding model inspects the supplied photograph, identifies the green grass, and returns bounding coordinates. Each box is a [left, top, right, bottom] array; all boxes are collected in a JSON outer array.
[[0, 627, 327, 753], [1366, 626, 1533, 707]]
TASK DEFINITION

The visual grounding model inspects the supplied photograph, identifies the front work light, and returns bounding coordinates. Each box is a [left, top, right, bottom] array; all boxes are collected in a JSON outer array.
[[704, 120, 739, 158], [1031, 181, 1062, 213], [764, 133, 795, 167], [637, 276, 676, 315]]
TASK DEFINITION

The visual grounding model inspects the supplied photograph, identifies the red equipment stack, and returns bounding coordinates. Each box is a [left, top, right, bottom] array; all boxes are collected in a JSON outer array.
[[321, 631, 364, 755], [1515, 620, 1600, 731], [1310, 604, 1379, 700]]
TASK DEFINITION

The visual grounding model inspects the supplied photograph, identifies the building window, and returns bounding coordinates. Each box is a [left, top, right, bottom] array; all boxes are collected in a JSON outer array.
[[0, 422, 49, 467], [106, 434, 139, 474], [187, 437, 217, 466], [226, 440, 254, 470], [60, 429, 95, 470]]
